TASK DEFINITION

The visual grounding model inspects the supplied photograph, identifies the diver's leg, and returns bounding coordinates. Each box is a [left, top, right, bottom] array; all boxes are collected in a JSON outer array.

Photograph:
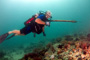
[[5, 30, 25, 40], [0, 30, 23, 43], [8, 30, 21, 35]]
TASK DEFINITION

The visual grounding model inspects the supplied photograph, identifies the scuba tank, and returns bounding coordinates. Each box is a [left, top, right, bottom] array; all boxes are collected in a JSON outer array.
[[24, 11, 45, 26]]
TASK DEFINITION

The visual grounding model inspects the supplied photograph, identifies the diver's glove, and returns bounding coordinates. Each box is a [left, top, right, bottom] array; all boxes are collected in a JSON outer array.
[[45, 21, 50, 26], [43, 32, 46, 36]]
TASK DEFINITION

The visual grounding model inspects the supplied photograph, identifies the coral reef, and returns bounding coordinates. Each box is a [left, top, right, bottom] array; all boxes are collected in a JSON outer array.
[[20, 33, 90, 60], [1, 33, 90, 60], [20, 47, 48, 60]]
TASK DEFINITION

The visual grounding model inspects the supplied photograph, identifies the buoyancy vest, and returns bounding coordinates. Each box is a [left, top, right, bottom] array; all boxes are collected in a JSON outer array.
[[30, 14, 48, 34], [24, 11, 45, 26], [24, 11, 48, 34], [24, 15, 36, 26]]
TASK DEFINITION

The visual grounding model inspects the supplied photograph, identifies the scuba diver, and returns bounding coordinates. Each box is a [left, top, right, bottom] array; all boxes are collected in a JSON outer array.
[[0, 10, 77, 43], [0, 10, 52, 43]]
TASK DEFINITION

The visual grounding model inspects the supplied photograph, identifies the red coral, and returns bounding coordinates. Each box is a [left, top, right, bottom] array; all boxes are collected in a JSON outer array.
[[33, 57, 42, 60], [83, 51, 87, 55], [64, 44, 70, 49], [80, 42, 87, 50], [72, 49, 76, 53]]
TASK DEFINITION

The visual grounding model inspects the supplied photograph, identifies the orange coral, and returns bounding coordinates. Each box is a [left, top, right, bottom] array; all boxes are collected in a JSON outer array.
[[72, 49, 76, 53], [80, 42, 87, 50], [64, 44, 71, 50], [75, 42, 80, 49], [68, 56, 73, 60], [57, 49, 62, 55]]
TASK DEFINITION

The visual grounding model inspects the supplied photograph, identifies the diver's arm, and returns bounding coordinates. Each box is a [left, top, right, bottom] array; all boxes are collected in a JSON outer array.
[[35, 18, 46, 25]]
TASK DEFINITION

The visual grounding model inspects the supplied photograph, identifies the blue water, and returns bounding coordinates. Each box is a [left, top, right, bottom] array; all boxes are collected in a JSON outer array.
[[0, 0, 90, 50]]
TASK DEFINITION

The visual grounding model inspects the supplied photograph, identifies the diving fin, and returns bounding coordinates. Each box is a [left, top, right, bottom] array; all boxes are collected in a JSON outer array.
[[6, 33, 15, 40], [0, 33, 9, 43]]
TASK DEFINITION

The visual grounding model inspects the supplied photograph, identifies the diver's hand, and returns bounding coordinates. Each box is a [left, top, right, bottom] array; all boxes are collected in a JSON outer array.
[[43, 32, 46, 36], [45, 21, 50, 26]]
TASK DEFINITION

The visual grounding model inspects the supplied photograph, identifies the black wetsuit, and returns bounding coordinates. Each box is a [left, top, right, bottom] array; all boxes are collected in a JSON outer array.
[[20, 25, 32, 35], [20, 14, 48, 35]]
